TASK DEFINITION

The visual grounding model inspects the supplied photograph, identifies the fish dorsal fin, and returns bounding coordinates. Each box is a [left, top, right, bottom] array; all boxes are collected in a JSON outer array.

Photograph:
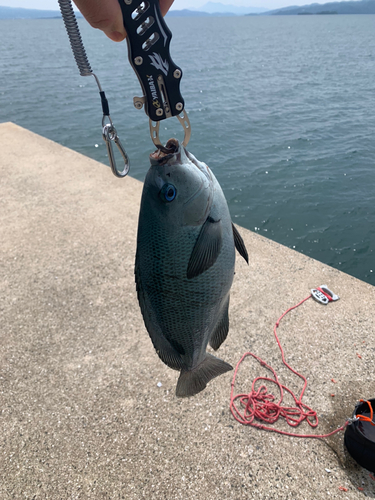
[[232, 223, 249, 264], [209, 297, 230, 351], [187, 217, 223, 279]]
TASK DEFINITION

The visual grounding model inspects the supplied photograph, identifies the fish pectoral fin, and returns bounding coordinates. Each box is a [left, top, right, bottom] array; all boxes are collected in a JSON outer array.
[[209, 298, 230, 351], [232, 223, 249, 264], [176, 353, 232, 398], [187, 217, 223, 279]]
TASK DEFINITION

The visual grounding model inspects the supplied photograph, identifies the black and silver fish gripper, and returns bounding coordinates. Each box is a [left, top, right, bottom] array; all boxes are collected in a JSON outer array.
[[118, 0, 185, 122]]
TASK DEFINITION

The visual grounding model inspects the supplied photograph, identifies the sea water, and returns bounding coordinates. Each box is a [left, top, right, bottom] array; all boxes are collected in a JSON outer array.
[[0, 15, 374, 285]]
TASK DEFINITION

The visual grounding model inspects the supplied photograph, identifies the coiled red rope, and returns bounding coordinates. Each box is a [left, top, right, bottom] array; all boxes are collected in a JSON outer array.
[[230, 295, 349, 438]]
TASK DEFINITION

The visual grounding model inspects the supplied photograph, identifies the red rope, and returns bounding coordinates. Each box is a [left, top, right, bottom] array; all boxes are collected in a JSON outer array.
[[356, 399, 375, 426], [230, 295, 349, 438]]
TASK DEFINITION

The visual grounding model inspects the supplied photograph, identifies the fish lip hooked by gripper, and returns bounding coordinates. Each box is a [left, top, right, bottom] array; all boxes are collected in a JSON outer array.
[[150, 138, 180, 165]]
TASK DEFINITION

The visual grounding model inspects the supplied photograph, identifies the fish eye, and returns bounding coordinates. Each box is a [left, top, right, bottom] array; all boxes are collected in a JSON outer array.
[[160, 183, 177, 203]]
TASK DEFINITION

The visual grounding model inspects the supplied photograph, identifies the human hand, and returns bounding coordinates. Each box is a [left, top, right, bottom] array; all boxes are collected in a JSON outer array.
[[73, 0, 175, 42]]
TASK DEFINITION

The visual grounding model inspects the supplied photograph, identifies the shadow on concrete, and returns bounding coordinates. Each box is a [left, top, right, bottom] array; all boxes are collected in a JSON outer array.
[[321, 379, 375, 496]]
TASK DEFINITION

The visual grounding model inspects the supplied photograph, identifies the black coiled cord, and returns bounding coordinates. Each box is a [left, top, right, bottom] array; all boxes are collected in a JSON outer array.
[[58, 0, 130, 177]]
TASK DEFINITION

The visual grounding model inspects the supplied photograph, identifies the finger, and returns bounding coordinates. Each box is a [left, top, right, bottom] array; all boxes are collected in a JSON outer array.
[[73, 0, 127, 41], [159, 0, 175, 16]]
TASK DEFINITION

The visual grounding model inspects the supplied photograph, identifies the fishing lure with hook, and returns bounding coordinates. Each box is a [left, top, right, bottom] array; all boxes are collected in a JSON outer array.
[[58, 0, 130, 178]]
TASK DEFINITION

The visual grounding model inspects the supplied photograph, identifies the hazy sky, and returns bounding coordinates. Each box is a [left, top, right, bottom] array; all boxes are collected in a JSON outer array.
[[0, 0, 359, 11]]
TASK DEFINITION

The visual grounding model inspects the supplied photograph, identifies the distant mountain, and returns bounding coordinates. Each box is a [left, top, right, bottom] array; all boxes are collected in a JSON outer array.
[[261, 0, 375, 15], [0, 5, 82, 19], [198, 2, 269, 14], [4, 0, 373, 21], [0, 3, 248, 20], [167, 9, 236, 16]]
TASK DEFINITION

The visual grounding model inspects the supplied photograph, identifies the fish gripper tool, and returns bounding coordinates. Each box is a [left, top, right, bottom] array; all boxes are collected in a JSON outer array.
[[59, 0, 190, 176], [118, 0, 191, 149]]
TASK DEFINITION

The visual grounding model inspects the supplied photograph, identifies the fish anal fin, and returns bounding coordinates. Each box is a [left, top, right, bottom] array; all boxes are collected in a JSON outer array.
[[209, 298, 230, 351], [154, 338, 183, 371], [135, 263, 183, 372], [232, 223, 249, 264], [176, 353, 232, 397], [187, 217, 223, 279]]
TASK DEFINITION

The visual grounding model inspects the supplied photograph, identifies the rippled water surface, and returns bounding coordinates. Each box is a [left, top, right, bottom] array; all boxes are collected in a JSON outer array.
[[1, 15, 374, 284]]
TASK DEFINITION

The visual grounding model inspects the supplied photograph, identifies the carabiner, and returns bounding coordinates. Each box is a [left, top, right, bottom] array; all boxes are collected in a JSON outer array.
[[311, 285, 339, 305], [102, 117, 130, 178]]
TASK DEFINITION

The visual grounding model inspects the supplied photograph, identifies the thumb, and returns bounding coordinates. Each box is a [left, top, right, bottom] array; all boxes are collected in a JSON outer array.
[[73, 0, 127, 42]]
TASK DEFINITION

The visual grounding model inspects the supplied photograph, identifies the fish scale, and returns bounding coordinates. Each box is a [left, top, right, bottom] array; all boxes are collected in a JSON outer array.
[[138, 214, 231, 353], [135, 139, 248, 397]]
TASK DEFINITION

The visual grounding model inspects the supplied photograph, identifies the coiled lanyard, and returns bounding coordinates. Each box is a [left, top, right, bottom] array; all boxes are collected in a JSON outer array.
[[58, 0, 130, 178], [58, 0, 190, 177]]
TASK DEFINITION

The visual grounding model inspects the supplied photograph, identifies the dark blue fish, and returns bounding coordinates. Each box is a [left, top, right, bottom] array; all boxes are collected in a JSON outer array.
[[135, 139, 248, 397]]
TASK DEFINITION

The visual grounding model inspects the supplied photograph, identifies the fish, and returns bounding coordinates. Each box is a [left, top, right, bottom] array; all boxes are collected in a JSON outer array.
[[135, 138, 248, 397]]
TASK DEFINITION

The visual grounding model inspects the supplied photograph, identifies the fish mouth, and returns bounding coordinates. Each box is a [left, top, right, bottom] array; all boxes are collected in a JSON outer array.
[[150, 138, 180, 165], [149, 139, 205, 173]]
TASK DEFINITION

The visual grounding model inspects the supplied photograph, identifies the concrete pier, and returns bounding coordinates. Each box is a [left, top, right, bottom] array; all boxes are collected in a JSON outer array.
[[1, 122, 374, 499]]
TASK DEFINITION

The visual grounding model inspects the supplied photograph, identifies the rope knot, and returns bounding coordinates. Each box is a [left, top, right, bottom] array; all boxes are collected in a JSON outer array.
[[229, 294, 346, 438]]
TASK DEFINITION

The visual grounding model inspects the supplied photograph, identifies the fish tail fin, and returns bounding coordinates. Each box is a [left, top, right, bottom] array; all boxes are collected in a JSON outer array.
[[176, 354, 232, 398]]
